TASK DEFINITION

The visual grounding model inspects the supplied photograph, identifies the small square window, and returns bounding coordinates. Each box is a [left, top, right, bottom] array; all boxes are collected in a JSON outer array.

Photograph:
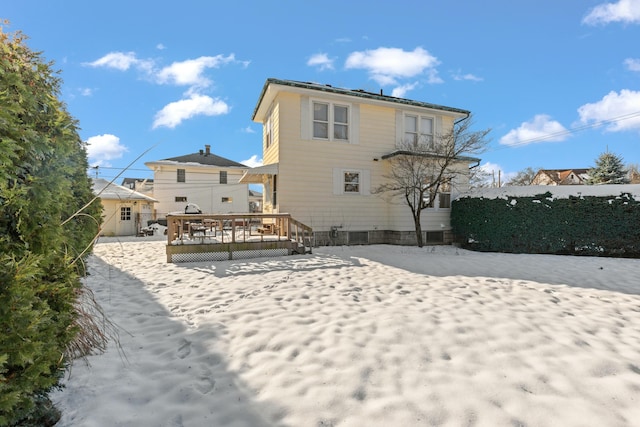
[[175, 196, 187, 202], [344, 172, 360, 193], [222, 197, 233, 203], [120, 206, 131, 221]]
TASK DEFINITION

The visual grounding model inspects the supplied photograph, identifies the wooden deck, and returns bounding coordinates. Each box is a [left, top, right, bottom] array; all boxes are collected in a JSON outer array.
[[165, 213, 313, 262]]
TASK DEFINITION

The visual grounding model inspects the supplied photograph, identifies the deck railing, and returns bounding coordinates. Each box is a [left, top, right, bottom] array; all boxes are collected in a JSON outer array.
[[165, 213, 313, 262]]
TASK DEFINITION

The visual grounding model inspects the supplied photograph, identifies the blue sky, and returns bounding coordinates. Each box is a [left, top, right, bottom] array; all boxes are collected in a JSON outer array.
[[4, 0, 640, 183]]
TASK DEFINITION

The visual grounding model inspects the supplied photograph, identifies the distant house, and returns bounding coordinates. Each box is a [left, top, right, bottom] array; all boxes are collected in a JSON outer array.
[[145, 145, 249, 218], [241, 78, 478, 245], [249, 189, 263, 213], [531, 169, 589, 186], [121, 177, 154, 195], [92, 178, 158, 236]]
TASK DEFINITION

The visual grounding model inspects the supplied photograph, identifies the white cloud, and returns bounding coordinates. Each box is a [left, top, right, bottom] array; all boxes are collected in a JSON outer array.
[[391, 82, 418, 98], [156, 55, 236, 87], [500, 114, 569, 146], [345, 47, 440, 86], [583, 0, 640, 25], [307, 53, 334, 71], [577, 89, 640, 131], [84, 52, 149, 71], [242, 126, 256, 134], [624, 57, 640, 71], [156, 43, 166, 50], [241, 155, 263, 168], [452, 71, 484, 82], [80, 87, 93, 96], [152, 94, 229, 129], [85, 134, 128, 167]]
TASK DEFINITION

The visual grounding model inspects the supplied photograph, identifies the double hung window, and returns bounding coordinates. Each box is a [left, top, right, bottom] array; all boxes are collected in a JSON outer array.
[[343, 171, 360, 193], [219, 171, 227, 184], [404, 115, 434, 149], [177, 169, 186, 183], [313, 102, 349, 141]]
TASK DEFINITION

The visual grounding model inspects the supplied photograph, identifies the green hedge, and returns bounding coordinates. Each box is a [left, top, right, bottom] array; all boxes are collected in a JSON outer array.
[[451, 191, 640, 257], [1, 28, 101, 425]]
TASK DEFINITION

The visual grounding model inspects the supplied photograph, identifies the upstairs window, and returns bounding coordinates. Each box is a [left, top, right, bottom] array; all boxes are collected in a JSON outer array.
[[313, 102, 349, 141], [177, 169, 185, 183], [404, 115, 434, 149], [220, 171, 228, 184]]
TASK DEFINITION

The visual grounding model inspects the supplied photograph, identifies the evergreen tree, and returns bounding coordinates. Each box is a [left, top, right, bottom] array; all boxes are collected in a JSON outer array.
[[586, 151, 629, 185], [0, 24, 101, 425]]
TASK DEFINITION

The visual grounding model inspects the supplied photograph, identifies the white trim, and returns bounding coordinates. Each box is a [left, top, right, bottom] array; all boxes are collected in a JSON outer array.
[[333, 168, 370, 195], [309, 98, 352, 143]]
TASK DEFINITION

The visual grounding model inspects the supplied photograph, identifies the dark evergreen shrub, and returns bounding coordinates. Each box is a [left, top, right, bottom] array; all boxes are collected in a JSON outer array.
[[451, 192, 640, 257], [1, 27, 101, 425]]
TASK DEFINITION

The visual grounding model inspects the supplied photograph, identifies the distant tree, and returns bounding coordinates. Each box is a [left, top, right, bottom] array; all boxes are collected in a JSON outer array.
[[469, 165, 493, 189], [586, 151, 629, 184], [627, 163, 640, 184], [505, 167, 539, 186], [374, 115, 491, 247]]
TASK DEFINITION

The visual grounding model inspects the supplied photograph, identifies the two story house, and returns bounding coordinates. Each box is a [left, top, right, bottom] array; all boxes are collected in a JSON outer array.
[[241, 78, 479, 245], [531, 169, 589, 186], [145, 145, 249, 218]]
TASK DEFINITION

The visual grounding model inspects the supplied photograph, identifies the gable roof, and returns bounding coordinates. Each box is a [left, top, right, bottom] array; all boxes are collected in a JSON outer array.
[[162, 152, 247, 168], [92, 178, 158, 202], [534, 169, 589, 185], [253, 78, 470, 121]]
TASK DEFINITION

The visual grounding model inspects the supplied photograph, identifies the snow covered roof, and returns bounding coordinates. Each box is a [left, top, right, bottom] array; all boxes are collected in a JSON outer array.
[[92, 178, 158, 202]]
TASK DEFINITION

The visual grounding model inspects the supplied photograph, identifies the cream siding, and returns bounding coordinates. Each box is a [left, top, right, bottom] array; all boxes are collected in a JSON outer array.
[[148, 163, 249, 217], [253, 79, 475, 239]]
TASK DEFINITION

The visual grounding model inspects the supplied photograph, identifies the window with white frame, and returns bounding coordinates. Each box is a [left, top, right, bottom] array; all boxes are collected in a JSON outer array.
[[343, 171, 360, 193], [313, 101, 349, 141], [422, 177, 451, 208], [439, 178, 451, 208], [404, 115, 434, 149], [333, 168, 370, 195], [120, 206, 131, 221]]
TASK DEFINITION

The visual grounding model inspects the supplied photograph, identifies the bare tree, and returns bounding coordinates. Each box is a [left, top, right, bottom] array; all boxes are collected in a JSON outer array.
[[505, 166, 539, 186], [469, 165, 493, 189], [374, 115, 491, 247]]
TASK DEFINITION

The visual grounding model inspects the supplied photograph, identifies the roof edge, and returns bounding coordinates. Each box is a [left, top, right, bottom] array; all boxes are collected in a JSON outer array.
[[252, 78, 471, 121]]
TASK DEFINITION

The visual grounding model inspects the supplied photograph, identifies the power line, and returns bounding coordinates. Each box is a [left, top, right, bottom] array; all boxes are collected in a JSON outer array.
[[490, 110, 640, 151]]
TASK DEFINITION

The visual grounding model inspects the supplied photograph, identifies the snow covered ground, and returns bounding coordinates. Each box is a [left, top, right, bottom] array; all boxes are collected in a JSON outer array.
[[51, 238, 640, 426]]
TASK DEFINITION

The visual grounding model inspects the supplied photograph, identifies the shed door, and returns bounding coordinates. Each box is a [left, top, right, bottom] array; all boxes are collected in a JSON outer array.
[[116, 204, 135, 235]]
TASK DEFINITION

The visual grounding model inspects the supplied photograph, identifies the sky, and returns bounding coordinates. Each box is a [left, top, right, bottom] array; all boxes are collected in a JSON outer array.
[[4, 0, 640, 184]]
